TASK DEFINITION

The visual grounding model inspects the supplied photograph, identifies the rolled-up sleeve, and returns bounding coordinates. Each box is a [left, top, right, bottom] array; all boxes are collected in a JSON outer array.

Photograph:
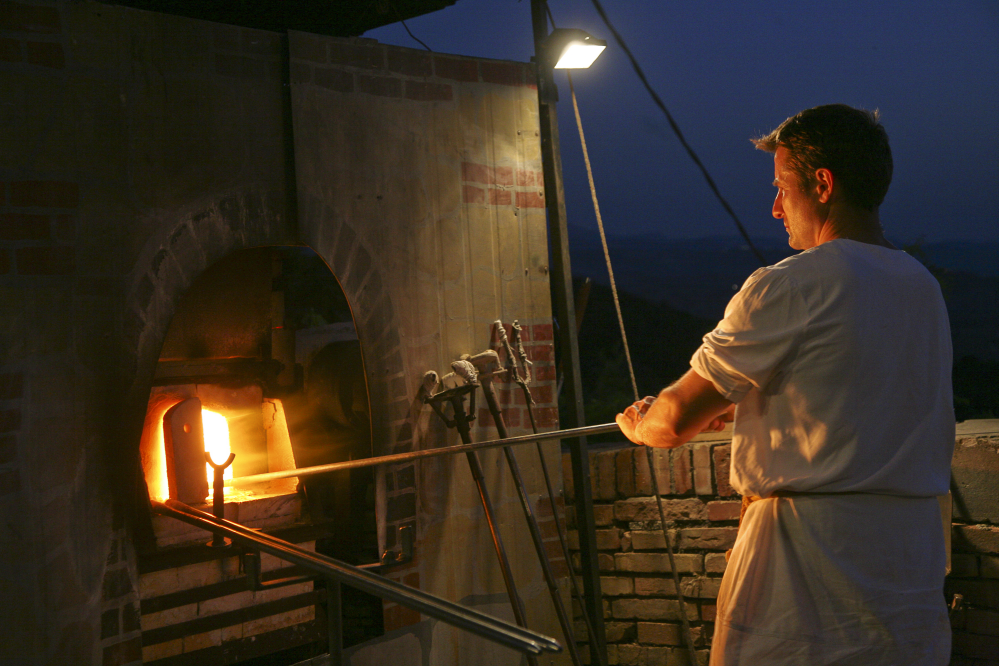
[[691, 268, 806, 403]]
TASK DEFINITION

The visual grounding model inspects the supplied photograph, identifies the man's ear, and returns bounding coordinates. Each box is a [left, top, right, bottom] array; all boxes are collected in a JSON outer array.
[[814, 168, 834, 203]]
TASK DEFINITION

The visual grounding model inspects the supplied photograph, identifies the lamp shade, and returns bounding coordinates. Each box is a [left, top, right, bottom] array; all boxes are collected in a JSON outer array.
[[545, 28, 607, 69]]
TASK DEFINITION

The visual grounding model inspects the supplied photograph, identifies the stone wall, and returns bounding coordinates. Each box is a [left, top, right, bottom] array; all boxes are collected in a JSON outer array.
[[947, 420, 999, 665], [565, 421, 999, 665]]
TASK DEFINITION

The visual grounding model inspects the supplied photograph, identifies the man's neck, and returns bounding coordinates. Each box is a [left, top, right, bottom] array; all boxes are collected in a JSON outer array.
[[816, 206, 895, 249]]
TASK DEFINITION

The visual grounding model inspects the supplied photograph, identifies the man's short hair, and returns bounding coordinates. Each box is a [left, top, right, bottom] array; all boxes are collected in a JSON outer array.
[[753, 104, 893, 211]]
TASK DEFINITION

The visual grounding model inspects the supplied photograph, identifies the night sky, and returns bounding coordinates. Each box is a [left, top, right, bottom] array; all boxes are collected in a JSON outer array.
[[365, 0, 999, 245]]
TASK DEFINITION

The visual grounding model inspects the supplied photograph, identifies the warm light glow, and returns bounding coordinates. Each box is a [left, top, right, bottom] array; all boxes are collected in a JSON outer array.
[[554, 41, 606, 69], [203, 409, 232, 497]]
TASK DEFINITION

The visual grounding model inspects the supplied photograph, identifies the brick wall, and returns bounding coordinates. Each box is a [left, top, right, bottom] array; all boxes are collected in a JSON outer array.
[[564, 423, 999, 665], [563, 432, 735, 665], [947, 425, 999, 665]]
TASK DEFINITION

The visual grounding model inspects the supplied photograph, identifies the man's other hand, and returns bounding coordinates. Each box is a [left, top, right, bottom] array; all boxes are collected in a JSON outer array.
[[616, 396, 657, 445], [703, 403, 736, 432]]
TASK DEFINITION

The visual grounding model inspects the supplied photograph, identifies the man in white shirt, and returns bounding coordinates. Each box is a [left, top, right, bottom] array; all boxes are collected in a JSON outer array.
[[616, 104, 953, 665]]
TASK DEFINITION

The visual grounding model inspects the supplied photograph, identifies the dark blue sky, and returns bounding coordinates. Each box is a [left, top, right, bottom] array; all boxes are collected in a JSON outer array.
[[366, 0, 999, 244]]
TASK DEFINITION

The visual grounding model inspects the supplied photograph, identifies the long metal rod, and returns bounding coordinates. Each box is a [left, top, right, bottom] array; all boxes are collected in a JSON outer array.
[[448, 394, 539, 666], [152, 499, 562, 656], [478, 376, 583, 666], [226, 422, 620, 487]]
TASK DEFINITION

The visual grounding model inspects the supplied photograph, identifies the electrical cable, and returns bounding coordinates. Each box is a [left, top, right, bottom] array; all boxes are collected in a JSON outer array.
[[587, 0, 767, 267], [388, 1, 433, 51]]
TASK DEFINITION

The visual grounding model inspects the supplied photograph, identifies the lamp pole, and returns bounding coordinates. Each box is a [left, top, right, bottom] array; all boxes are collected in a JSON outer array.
[[530, 1, 608, 663]]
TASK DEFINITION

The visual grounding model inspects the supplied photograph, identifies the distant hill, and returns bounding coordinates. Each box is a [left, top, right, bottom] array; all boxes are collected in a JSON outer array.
[[567, 226, 999, 362]]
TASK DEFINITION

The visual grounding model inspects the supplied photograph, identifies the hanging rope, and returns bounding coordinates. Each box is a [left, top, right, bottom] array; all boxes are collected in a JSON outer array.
[[566, 71, 639, 402], [565, 69, 701, 666]]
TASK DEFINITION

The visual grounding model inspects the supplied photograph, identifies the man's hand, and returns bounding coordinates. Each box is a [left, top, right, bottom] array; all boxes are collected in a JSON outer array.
[[703, 403, 736, 433], [615, 370, 735, 449], [616, 396, 657, 445]]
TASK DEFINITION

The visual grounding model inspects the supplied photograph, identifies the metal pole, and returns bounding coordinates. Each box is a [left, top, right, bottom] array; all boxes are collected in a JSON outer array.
[[225, 422, 621, 487], [326, 579, 344, 666], [153, 499, 563, 656], [530, 1, 607, 661], [475, 371, 583, 666]]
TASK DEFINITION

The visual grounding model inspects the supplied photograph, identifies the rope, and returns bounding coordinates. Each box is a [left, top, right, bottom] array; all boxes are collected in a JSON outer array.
[[566, 71, 639, 402], [565, 70, 701, 666]]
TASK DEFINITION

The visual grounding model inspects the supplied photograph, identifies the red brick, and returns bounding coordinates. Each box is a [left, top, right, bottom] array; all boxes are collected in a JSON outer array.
[[535, 365, 556, 381], [462, 161, 489, 184], [516, 191, 545, 208], [10, 181, 78, 208], [498, 387, 527, 406], [405, 80, 452, 102], [357, 74, 401, 98], [0, 37, 21, 62], [501, 407, 520, 428], [480, 61, 524, 87], [562, 454, 575, 502], [616, 448, 637, 498], [330, 42, 384, 69], [532, 383, 554, 404], [25, 40, 63, 68], [535, 406, 558, 428], [16, 246, 74, 274], [488, 188, 511, 205], [434, 55, 478, 82], [0, 2, 61, 34], [516, 169, 537, 186], [493, 167, 513, 186], [714, 444, 735, 497], [672, 448, 693, 495], [314, 67, 353, 92], [388, 49, 432, 77], [462, 184, 485, 204], [706, 500, 741, 522], [532, 323, 554, 341], [0, 374, 23, 400], [102, 637, 141, 666], [701, 604, 716, 622], [525, 344, 554, 363], [0, 213, 49, 240], [477, 407, 494, 426]]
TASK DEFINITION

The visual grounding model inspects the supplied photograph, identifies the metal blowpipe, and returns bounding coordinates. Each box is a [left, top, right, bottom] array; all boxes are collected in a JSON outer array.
[[226, 422, 620, 487]]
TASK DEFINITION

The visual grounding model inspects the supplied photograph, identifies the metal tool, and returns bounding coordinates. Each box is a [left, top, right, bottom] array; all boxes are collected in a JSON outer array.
[[458, 351, 583, 666], [205, 451, 235, 547], [500, 320, 605, 666], [226, 422, 621, 487], [425, 367, 539, 666]]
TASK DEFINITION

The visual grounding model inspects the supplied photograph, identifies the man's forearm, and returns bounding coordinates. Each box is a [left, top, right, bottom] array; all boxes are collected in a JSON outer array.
[[623, 370, 734, 448]]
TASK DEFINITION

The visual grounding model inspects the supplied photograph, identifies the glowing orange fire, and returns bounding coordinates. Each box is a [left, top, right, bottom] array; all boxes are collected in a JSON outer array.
[[202, 409, 233, 499]]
